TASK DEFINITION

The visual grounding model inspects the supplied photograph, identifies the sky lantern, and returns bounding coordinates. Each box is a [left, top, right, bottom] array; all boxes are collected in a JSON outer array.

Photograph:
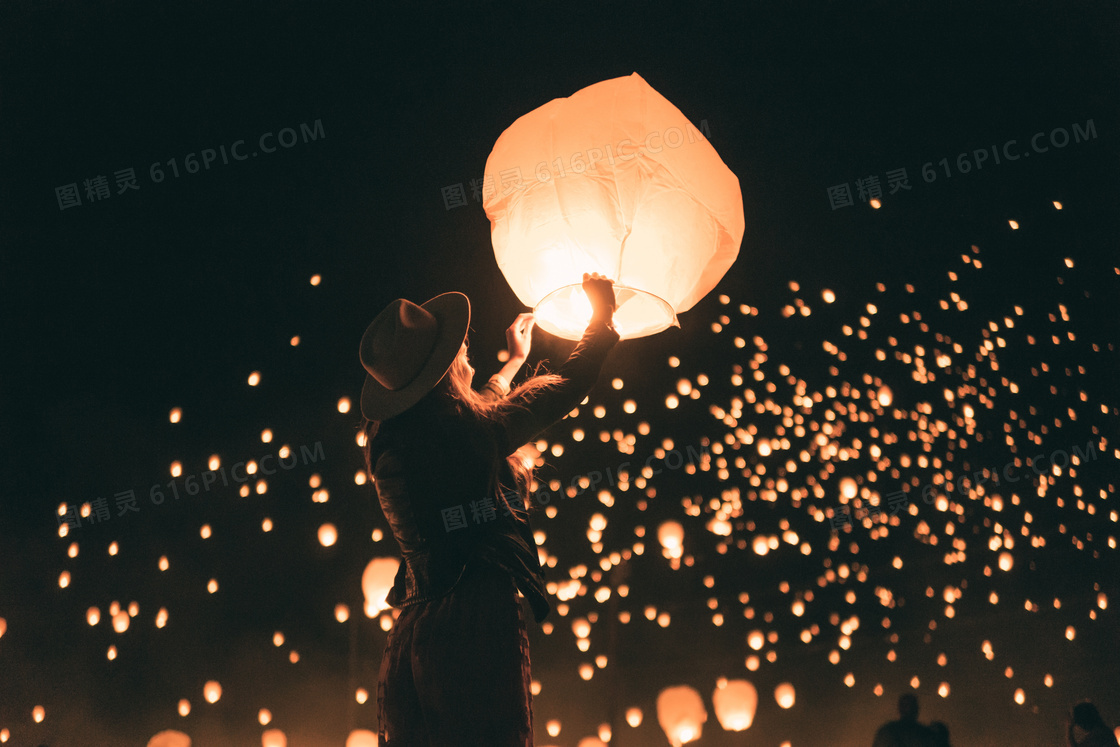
[[657, 685, 708, 746], [362, 557, 400, 617], [774, 682, 796, 709], [713, 678, 758, 731], [318, 523, 338, 547], [203, 680, 222, 704], [346, 730, 379, 747], [484, 72, 744, 340], [147, 731, 191, 747], [262, 729, 287, 747], [658, 520, 685, 555]]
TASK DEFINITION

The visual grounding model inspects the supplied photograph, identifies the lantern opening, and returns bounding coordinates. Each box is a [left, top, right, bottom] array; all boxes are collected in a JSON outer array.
[[533, 283, 678, 341]]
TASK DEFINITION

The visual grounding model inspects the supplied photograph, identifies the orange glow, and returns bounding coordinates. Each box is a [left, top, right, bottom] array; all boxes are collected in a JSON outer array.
[[484, 73, 743, 340]]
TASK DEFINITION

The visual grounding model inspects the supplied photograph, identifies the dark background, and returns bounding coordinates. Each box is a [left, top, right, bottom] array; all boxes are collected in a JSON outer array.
[[1, 1, 1118, 745]]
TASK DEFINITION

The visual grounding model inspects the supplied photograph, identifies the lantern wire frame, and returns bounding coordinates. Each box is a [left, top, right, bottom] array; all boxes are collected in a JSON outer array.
[[533, 283, 679, 341]]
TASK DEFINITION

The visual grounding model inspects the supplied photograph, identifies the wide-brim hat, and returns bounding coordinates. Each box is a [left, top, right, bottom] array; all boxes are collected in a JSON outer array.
[[359, 292, 471, 421]]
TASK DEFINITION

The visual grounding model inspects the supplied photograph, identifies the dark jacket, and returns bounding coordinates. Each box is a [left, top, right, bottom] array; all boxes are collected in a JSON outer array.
[[370, 318, 620, 623]]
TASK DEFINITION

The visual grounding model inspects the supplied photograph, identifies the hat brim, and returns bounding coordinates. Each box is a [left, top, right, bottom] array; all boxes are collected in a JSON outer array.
[[360, 292, 471, 421]]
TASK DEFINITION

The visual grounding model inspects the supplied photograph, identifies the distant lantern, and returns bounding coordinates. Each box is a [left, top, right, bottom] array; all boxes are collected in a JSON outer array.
[[774, 682, 796, 709], [484, 72, 744, 340], [657, 685, 708, 746], [658, 521, 685, 553], [112, 610, 130, 633], [147, 730, 191, 747], [261, 729, 286, 747], [346, 730, 379, 747], [319, 523, 338, 547], [577, 739, 608, 747], [203, 680, 222, 704], [362, 557, 400, 617], [713, 678, 758, 731]]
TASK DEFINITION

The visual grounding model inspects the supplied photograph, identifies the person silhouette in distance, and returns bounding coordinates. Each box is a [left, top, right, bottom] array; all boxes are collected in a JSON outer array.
[[873, 693, 936, 747]]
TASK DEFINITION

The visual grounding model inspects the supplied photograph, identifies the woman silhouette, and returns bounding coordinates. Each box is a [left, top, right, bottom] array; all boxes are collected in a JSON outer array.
[[359, 273, 619, 745]]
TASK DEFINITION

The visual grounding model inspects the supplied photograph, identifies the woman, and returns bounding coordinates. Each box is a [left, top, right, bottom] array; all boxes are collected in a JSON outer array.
[[358, 273, 619, 746], [1067, 701, 1119, 747]]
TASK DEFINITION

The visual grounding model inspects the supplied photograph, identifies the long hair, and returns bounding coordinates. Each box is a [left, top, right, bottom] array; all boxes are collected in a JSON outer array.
[[361, 342, 562, 520]]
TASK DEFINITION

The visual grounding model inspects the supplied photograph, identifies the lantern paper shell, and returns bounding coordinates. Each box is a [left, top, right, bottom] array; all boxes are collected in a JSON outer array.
[[346, 729, 379, 747], [147, 731, 191, 747], [362, 557, 400, 617], [484, 72, 744, 340], [657, 685, 708, 746], [712, 679, 758, 731]]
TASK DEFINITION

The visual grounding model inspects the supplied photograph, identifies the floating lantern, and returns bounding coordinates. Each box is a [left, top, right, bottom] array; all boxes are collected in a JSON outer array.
[[147, 731, 191, 747], [112, 610, 130, 633], [262, 729, 286, 747], [657, 685, 707, 746], [362, 557, 400, 617], [658, 520, 685, 554], [484, 72, 744, 340], [713, 678, 758, 731], [346, 730, 379, 747], [626, 707, 644, 727], [774, 682, 796, 709], [203, 680, 222, 704]]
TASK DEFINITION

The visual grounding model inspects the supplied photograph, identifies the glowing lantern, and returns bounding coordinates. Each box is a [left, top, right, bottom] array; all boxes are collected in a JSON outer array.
[[877, 385, 893, 407], [998, 551, 1014, 571], [319, 523, 338, 547], [657, 685, 707, 746], [626, 707, 643, 727], [484, 72, 744, 340], [577, 740, 607, 747], [712, 678, 758, 731], [658, 521, 685, 553], [203, 680, 222, 704], [774, 682, 796, 709], [362, 557, 400, 617], [112, 610, 130, 633], [147, 731, 191, 747], [346, 730, 379, 747], [262, 730, 286, 747]]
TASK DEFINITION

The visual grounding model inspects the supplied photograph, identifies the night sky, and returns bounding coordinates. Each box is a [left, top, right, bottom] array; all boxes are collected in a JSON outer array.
[[1, 2, 1118, 746]]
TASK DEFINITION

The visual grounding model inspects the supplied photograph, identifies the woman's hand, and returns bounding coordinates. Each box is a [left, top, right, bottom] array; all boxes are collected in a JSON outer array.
[[583, 272, 616, 322], [505, 312, 535, 361]]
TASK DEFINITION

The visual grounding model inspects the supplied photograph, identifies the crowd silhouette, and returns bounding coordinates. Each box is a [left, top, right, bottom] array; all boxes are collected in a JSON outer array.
[[871, 694, 1118, 747]]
